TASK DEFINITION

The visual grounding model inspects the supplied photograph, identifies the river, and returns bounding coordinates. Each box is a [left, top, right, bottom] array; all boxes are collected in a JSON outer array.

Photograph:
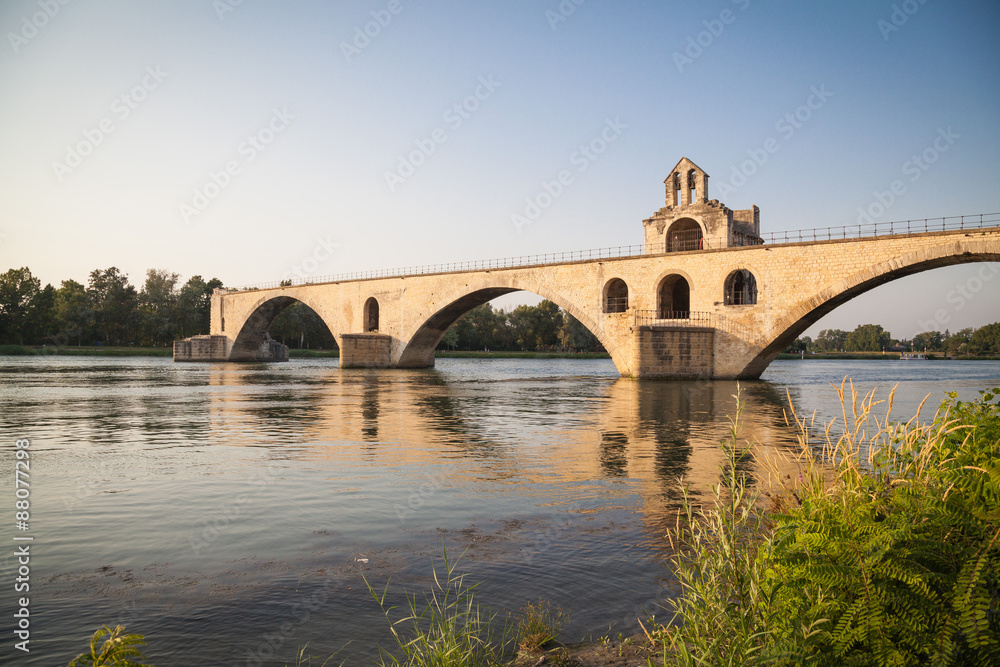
[[1, 357, 998, 665]]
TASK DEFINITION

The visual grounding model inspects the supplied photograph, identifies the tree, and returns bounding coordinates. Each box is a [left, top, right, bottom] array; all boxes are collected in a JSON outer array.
[[969, 322, 1000, 355], [947, 328, 974, 356], [912, 330, 944, 352], [814, 329, 848, 352], [88, 267, 139, 346], [785, 336, 811, 353], [54, 279, 94, 346], [846, 324, 891, 352], [0, 267, 41, 344], [139, 269, 178, 346], [176, 275, 223, 338], [559, 313, 602, 352], [26, 283, 57, 345]]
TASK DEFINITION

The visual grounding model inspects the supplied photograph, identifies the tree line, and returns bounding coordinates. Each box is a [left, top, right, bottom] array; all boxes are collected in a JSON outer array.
[[0, 266, 222, 347], [268, 300, 604, 352], [0, 266, 604, 353], [787, 322, 1000, 355]]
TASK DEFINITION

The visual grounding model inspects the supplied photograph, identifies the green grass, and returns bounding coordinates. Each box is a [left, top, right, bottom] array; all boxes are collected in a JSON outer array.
[[655, 381, 1000, 666], [515, 600, 567, 652], [365, 547, 512, 666], [67, 625, 152, 666], [0, 345, 172, 357]]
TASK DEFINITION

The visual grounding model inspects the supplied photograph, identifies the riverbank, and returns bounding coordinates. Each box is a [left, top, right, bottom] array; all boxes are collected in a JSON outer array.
[[0, 345, 609, 359], [776, 350, 1000, 360]]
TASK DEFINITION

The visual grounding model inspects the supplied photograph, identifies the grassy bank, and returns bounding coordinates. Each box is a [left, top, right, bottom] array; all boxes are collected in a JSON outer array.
[[776, 351, 1000, 360], [0, 344, 172, 357], [654, 383, 1000, 666]]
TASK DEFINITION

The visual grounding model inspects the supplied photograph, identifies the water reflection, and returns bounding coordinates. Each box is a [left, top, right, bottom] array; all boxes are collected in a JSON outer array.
[[4, 357, 990, 666]]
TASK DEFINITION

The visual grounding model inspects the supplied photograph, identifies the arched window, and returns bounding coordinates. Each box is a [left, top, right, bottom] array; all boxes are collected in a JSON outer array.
[[724, 270, 758, 305], [364, 297, 380, 331], [658, 274, 690, 319], [666, 218, 703, 252], [672, 172, 682, 207], [603, 278, 629, 313], [687, 169, 697, 205]]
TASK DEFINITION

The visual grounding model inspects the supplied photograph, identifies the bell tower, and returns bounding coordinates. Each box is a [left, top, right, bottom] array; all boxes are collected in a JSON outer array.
[[643, 157, 761, 253]]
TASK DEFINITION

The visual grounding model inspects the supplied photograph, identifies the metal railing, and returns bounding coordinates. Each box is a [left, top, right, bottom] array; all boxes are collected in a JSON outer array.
[[229, 212, 1000, 292], [756, 212, 1000, 245], [633, 310, 760, 343]]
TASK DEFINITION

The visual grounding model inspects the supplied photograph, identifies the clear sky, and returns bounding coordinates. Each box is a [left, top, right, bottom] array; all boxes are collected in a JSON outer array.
[[1, 0, 998, 340]]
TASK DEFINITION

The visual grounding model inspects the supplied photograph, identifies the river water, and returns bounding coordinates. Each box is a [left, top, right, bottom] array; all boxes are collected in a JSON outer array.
[[1, 357, 998, 665]]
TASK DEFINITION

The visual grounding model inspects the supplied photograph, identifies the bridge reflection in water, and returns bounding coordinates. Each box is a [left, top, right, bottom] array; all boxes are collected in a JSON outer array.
[[202, 361, 806, 562]]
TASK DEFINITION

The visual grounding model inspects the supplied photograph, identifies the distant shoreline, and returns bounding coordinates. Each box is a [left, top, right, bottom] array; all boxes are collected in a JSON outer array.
[[0, 345, 610, 360], [2, 345, 996, 362]]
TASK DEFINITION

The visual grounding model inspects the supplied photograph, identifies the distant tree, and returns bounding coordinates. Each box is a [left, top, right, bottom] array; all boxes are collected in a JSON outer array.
[[969, 322, 1000, 355], [946, 328, 974, 356], [139, 269, 179, 346], [270, 302, 336, 349], [846, 324, 891, 352], [912, 330, 944, 352], [815, 329, 848, 352], [0, 267, 41, 344], [87, 267, 139, 346], [559, 313, 603, 352], [785, 336, 811, 353], [176, 275, 223, 338], [54, 279, 94, 346], [26, 283, 57, 345], [440, 326, 459, 350]]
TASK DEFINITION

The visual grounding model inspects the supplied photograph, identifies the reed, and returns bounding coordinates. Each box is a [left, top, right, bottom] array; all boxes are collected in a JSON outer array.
[[656, 381, 1000, 666]]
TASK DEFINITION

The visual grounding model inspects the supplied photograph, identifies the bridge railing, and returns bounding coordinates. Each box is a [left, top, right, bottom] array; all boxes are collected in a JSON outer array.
[[756, 212, 1000, 245], [229, 212, 999, 292], [633, 310, 760, 343]]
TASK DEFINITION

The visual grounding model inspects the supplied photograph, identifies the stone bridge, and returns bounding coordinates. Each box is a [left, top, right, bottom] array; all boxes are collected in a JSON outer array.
[[174, 158, 1000, 379]]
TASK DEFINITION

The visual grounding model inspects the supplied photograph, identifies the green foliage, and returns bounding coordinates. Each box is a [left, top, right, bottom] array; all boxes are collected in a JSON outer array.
[[846, 323, 891, 352], [658, 382, 1000, 667], [436, 301, 603, 353], [270, 301, 338, 349], [365, 547, 511, 666], [813, 328, 847, 352], [67, 625, 153, 667], [970, 322, 1000, 355], [515, 599, 567, 652]]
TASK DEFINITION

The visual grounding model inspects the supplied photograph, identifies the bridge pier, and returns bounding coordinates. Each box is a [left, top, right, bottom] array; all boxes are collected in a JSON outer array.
[[632, 326, 715, 379], [340, 333, 393, 368]]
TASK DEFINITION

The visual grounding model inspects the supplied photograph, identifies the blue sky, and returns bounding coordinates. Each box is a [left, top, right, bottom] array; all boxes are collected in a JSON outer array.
[[1, 0, 998, 339]]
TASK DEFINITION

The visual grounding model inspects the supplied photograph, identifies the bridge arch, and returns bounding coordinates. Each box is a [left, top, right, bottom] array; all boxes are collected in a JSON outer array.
[[229, 292, 339, 361], [739, 239, 1000, 378], [396, 278, 626, 372]]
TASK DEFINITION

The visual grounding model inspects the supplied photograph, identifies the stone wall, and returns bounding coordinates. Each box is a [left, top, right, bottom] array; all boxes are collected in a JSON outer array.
[[633, 326, 714, 379], [340, 333, 392, 368], [173, 335, 230, 362]]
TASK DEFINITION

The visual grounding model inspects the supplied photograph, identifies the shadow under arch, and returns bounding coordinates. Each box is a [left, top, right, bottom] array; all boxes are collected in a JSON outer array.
[[740, 243, 1000, 378], [396, 283, 623, 370], [230, 293, 339, 361]]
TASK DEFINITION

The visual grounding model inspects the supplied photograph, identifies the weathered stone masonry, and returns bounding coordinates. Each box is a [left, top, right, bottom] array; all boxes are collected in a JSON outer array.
[[174, 157, 1000, 379]]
